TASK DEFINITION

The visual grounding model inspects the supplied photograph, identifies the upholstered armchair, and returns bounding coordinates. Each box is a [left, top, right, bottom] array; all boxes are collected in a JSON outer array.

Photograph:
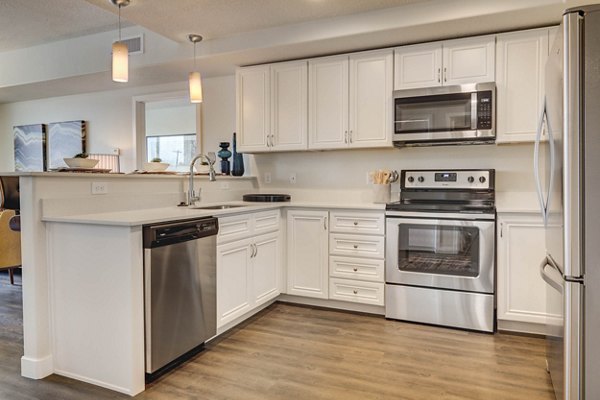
[[0, 176, 21, 285]]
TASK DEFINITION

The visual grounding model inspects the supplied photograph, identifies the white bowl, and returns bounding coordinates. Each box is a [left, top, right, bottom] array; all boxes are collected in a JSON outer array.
[[63, 158, 99, 169], [143, 162, 169, 172]]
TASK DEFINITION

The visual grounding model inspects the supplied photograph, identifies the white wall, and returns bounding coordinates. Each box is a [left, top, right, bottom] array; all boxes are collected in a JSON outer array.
[[253, 143, 538, 195], [0, 76, 237, 173]]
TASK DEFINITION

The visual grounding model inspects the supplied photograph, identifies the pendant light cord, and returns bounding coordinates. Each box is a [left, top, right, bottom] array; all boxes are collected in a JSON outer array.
[[118, 5, 122, 42], [193, 41, 197, 70]]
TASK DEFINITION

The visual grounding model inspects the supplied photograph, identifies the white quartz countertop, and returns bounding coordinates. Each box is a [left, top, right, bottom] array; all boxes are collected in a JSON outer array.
[[42, 201, 385, 226]]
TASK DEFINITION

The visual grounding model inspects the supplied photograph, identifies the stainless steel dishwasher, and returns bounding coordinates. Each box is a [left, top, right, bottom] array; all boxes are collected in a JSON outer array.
[[143, 217, 218, 379]]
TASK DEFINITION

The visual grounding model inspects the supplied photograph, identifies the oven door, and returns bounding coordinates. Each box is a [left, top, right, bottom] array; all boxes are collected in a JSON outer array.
[[385, 215, 495, 293]]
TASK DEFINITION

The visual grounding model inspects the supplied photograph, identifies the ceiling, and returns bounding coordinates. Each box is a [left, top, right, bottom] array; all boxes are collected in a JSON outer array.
[[1, 0, 595, 103], [0, 0, 426, 52], [0, 0, 122, 52]]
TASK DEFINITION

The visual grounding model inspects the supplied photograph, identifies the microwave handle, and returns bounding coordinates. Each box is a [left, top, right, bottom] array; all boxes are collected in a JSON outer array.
[[471, 92, 477, 130]]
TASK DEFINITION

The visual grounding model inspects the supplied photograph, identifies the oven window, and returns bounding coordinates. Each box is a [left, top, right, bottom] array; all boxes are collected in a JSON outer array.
[[394, 92, 472, 133], [397, 224, 480, 277]]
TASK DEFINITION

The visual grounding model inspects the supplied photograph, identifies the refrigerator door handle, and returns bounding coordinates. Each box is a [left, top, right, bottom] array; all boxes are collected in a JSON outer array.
[[540, 256, 564, 293], [534, 98, 549, 224]]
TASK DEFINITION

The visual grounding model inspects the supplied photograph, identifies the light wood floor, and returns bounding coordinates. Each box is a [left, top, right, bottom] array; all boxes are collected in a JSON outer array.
[[1, 271, 555, 400]]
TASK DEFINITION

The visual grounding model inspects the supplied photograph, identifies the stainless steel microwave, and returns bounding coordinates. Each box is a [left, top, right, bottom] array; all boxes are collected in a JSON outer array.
[[393, 82, 495, 147]]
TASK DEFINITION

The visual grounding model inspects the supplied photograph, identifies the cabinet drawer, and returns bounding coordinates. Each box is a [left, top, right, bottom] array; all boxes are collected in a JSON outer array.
[[329, 211, 384, 235], [217, 214, 252, 244], [329, 233, 385, 259], [329, 278, 384, 306], [329, 256, 384, 282], [253, 209, 280, 235]]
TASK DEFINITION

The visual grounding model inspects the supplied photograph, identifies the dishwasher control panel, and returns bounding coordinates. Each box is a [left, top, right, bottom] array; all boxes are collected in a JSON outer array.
[[143, 217, 219, 248]]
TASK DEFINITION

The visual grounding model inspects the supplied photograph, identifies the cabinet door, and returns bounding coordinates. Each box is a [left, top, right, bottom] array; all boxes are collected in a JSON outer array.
[[349, 50, 393, 148], [252, 232, 280, 306], [286, 209, 329, 298], [271, 61, 308, 151], [442, 35, 495, 85], [393, 42, 442, 90], [308, 56, 349, 150], [216, 238, 253, 328], [236, 65, 270, 152], [497, 214, 562, 327], [496, 29, 549, 143]]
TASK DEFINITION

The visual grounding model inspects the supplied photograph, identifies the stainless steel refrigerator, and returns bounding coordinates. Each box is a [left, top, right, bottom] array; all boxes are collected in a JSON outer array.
[[535, 4, 600, 400]]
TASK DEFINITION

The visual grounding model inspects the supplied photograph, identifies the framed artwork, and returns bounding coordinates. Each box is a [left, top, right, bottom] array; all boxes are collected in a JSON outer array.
[[47, 120, 87, 169], [14, 124, 47, 172]]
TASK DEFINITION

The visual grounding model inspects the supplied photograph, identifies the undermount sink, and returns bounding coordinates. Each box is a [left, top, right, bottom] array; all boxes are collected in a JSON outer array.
[[192, 204, 247, 210]]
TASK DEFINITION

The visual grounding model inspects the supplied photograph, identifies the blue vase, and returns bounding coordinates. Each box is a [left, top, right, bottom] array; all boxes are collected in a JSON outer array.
[[231, 133, 244, 177], [217, 142, 231, 175]]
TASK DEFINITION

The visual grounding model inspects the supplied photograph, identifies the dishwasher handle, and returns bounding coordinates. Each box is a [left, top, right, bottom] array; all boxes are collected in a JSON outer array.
[[143, 217, 219, 248]]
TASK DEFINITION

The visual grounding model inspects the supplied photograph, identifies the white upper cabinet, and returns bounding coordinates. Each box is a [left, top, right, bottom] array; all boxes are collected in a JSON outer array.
[[237, 61, 308, 153], [236, 65, 270, 152], [349, 49, 393, 148], [496, 28, 553, 143], [394, 35, 495, 90], [270, 61, 308, 151], [309, 50, 393, 149], [394, 43, 442, 89], [308, 55, 349, 150], [442, 36, 495, 85]]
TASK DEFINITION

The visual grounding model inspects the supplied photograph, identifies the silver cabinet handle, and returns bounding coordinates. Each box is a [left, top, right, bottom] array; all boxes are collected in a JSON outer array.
[[353, 244, 358, 249], [250, 243, 257, 258], [353, 290, 358, 295], [270, 134, 275, 148], [353, 221, 358, 226], [437, 68, 441, 83], [349, 130, 353, 143], [353, 267, 358, 272], [344, 130, 348, 143], [254, 243, 258, 258], [443, 67, 447, 82], [500, 222, 503, 238], [324, 216, 328, 230]]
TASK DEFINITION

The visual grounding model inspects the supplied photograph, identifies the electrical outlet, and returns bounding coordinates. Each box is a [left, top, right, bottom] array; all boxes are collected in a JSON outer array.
[[264, 172, 272, 184], [112, 148, 120, 155], [220, 182, 230, 190], [289, 173, 297, 184], [91, 182, 108, 195]]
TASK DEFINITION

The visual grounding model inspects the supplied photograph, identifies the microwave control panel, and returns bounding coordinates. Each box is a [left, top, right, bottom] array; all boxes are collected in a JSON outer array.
[[477, 91, 493, 130]]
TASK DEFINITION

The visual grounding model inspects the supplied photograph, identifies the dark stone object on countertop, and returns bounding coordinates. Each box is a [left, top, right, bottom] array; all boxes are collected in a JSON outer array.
[[242, 194, 291, 202]]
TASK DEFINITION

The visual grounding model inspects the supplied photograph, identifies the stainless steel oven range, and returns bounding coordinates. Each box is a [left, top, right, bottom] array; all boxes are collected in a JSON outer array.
[[385, 169, 496, 332]]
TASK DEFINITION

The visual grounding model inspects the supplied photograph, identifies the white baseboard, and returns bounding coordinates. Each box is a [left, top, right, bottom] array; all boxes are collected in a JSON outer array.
[[498, 319, 548, 336], [278, 294, 385, 315], [21, 354, 53, 379]]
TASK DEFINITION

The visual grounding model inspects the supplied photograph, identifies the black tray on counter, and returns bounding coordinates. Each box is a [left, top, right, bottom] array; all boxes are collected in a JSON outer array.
[[243, 194, 291, 202]]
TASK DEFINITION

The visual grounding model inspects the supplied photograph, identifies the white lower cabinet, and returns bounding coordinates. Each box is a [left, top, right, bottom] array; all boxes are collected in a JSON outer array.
[[497, 213, 562, 332], [328, 210, 385, 306], [216, 211, 281, 329], [286, 209, 329, 299], [217, 237, 253, 327], [252, 232, 280, 306]]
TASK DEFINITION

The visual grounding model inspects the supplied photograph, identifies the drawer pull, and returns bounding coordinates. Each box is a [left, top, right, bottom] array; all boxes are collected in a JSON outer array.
[[353, 244, 358, 249], [353, 290, 358, 294], [353, 267, 358, 272], [353, 221, 358, 226]]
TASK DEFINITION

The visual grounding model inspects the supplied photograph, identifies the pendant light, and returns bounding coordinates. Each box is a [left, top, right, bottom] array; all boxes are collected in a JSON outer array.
[[188, 34, 203, 103], [111, 0, 130, 83]]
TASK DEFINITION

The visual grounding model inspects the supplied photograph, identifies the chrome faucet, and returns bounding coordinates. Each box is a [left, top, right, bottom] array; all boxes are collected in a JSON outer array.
[[188, 152, 216, 206]]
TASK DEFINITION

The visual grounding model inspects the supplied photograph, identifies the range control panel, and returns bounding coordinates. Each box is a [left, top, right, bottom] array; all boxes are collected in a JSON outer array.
[[403, 170, 494, 190]]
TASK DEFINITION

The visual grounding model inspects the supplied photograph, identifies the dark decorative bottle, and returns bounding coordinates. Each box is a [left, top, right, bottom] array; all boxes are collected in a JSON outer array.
[[231, 132, 245, 177], [217, 142, 231, 175]]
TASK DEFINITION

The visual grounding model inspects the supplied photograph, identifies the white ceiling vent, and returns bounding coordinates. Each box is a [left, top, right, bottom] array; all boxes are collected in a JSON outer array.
[[114, 35, 144, 55]]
